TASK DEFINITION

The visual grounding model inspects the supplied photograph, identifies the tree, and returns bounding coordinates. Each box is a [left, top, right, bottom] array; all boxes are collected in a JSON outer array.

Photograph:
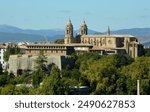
[[41, 66, 62, 94], [75, 52, 101, 68], [4, 44, 21, 61], [14, 85, 29, 95], [144, 48, 150, 56], [0, 75, 7, 86], [0, 64, 3, 75], [29, 87, 42, 95], [79, 54, 131, 95], [113, 54, 133, 68], [121, 57, 150, 95], [32, 69, 45, 88], [32, 50, 47, 88], [34, 50, 47, 70], [61, 68, 85, 94], [1, 84, 15, 95], [54, 39, 64, 44]]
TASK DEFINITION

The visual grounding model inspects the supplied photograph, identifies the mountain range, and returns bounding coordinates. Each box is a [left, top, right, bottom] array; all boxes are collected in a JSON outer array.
[[0, 24, 150, 46]]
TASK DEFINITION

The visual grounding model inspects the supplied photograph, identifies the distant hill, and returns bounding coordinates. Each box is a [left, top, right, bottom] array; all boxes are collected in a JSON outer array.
[[0, 25, 150, 46], [0, 24, 65, 37], [112, 28, 150, 36], [0, 32, 56, 43], [0, 25, 100, 43], [111, 28, 150, 44]]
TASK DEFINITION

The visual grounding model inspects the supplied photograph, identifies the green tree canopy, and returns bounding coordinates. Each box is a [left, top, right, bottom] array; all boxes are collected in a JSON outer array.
[[32, 51, 47, 88], [4, 44, 21, 61], [1, 84, 15, 95], [75, 52, 101, 68], [79, 54, 132, 94], [14, 85, 29, 95], [121, 57, 150, 95], [54, 39, 64, 44], [144, 48, 150, 56], [41, 66, 62, 95]]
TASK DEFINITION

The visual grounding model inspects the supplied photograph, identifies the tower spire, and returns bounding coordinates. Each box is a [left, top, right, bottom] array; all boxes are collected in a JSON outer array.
[[64, 19, 74, 44], [107, 26, 111, 35], [80, 20, 88, 35]]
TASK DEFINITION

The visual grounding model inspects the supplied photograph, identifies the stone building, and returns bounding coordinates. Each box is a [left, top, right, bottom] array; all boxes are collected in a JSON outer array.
[[25, 44, 75, 56], [8, 55, 73, 76], [0, 44, 6, 69], [8, 19, 144, 75], [64, 19, 144, 58], [23, 19, 143, 58]]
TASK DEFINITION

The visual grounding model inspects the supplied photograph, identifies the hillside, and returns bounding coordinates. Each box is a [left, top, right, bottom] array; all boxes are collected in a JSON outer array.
[[111, 28, 150, 44], [0, 32, 63, 43], [0, 25, 99, 43], [0, 25, 150, 46]]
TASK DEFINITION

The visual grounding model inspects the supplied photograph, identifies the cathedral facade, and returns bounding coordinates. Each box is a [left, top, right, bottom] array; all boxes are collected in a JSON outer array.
[[64, 19, 144, 58]]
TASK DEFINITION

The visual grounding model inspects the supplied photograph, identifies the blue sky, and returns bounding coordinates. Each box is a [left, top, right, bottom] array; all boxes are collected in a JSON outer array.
[[0, 0, 150, 31]]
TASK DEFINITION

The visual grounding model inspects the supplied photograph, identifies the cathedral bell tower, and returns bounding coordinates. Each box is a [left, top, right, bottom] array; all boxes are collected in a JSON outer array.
[[80, 20, 88, 35], [64, 19, 74, 44]]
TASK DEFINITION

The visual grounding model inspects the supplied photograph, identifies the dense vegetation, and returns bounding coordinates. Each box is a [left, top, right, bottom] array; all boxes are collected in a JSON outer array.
[[54, 38, 64, 44], [0, 51, 150, 95], [3, 44, 21, 61]]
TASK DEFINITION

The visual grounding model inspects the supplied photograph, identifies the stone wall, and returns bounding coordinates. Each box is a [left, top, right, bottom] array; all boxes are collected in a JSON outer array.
[[8, 54, 73, 76]]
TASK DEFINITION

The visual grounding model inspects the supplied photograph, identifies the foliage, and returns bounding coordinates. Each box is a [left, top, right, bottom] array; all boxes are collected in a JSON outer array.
[[1, 52, 150, 95], [61, 68, 86, 94], [41, 66, 62, 94], [54, 39, 64, 44], [75, 52, 101, 68], [29, 87, 42, 95], [144, 48, 150, 56], [4, 44, 21, 61], [0, 64, 2, 75], [79, 54, 133, 94], [0, 75, 7, 86], [1, 84, 15, 95], [32, 51, 47, 88], [0, 72, 15, 86], [14, 85, 29, 95], [34, 50, 47, 70], [121, 57, 150, 95], [32, 69, 45, 88]]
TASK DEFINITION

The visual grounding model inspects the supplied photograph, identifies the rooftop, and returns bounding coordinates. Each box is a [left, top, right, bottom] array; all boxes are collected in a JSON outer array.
[[81, 34, 135, 38]]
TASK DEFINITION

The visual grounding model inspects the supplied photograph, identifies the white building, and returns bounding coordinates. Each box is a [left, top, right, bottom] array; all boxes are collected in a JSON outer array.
[[0, 45, 6, 69]]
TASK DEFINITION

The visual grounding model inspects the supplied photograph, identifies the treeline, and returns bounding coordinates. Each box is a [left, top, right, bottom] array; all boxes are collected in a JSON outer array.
[[1, 52, 150, 95]]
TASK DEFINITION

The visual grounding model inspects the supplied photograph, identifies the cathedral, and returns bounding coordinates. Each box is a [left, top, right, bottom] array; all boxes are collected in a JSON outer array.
[[63, 19, 144, 58], [23, 19, 144, 58], [8, 19, 144, 76]]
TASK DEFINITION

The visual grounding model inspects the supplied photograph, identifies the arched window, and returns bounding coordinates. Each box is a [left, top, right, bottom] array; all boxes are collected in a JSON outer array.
[[91, 39, 93, 44], [102, 39, 105, 45], [97, 40, 99, 46], [67, 30, 69, 34]]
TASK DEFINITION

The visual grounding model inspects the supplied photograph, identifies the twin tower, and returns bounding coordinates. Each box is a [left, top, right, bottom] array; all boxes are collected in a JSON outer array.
[[64, 19, 88, 44]]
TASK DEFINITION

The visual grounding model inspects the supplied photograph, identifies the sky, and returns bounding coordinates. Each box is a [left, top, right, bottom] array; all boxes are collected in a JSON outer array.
[[0, 0, 150, 32]]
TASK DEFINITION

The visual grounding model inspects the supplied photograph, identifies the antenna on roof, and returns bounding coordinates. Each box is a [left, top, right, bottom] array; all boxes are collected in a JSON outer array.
[[44, 36, 49, 43]]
